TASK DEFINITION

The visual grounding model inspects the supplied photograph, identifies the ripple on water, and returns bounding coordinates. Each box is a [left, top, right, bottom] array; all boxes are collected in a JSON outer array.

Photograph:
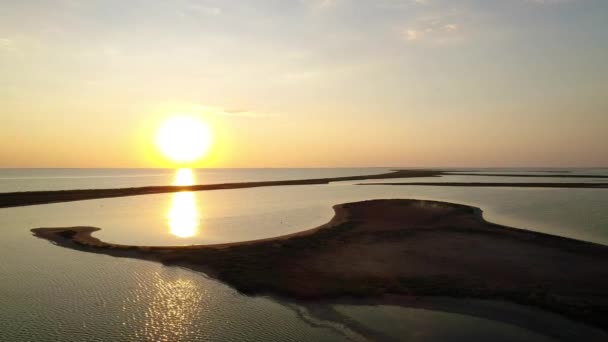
[[0, 231, 350, 341]]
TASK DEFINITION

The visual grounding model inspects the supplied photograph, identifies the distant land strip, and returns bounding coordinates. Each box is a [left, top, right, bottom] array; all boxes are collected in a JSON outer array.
[[2, 170, 607, 208], [359, 182, 608, 189], [0, 170, 442, 208], [447, 172, 608, 179], [31, 199, 608, 333]]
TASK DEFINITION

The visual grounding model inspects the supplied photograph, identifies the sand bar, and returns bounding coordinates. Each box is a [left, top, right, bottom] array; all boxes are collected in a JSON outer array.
[[32, 199, 608, 331], [3, 169, 607, 208], [448, 172, 608, 178], [360, 182, 608, 189], [0, 170, 440, 208]]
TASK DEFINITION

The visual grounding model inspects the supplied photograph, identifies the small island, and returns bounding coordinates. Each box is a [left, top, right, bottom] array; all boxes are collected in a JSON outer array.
[[32, 199, 608, 330]]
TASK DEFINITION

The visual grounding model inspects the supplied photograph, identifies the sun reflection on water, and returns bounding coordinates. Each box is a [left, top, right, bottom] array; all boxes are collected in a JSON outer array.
[[168, 169, 200, 238], [129, 273, 205, 341], [174, 168, 196, 186]]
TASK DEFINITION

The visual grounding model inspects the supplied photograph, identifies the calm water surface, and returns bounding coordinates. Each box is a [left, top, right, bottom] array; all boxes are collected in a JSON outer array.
[[1, 168, 606, 341]]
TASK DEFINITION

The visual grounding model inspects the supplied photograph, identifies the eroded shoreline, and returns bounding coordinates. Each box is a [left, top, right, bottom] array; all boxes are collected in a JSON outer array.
[[31, 199, 608, 330]]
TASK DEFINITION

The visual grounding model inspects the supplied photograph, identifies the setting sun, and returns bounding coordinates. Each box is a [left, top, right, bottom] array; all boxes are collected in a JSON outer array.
[[156, 116, 212, 164]]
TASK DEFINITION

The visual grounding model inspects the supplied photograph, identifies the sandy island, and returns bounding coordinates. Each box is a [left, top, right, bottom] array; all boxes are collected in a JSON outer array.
[[32, 199, 608, 331]]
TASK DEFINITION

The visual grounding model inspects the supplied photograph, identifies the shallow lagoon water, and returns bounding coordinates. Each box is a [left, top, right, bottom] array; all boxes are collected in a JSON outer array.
[[5, 179, 605, 246], [1, 168, 607, 341]]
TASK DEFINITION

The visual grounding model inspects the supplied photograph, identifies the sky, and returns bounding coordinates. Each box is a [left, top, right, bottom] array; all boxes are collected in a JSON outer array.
[[1, 0, 607, 168]]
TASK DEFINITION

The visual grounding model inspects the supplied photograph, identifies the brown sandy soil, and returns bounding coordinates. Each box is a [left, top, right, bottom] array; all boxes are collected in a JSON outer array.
[[31, 199, 608, 330], [360, 182, 608, 188]]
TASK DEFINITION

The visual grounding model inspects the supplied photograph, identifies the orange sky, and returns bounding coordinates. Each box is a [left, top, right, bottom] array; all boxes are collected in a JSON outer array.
[[1, 0, 607, 168]]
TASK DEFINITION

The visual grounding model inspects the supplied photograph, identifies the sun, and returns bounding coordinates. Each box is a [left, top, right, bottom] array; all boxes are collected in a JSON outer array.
[[156, 116, 212, 164]]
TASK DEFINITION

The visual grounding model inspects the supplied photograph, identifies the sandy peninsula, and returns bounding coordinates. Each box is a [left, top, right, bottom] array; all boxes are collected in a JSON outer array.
[[32, 199, 608, 330]]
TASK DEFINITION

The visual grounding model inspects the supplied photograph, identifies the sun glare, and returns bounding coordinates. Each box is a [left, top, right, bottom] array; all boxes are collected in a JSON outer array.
[[174, 168, 195, 186], [168, 168, 200, 238], [156, 116, 212, 164], [168, 192, 200, 238]]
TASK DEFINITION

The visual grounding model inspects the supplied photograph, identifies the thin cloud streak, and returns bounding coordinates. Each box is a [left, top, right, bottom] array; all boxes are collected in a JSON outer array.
[[191, 105, 278, 119]]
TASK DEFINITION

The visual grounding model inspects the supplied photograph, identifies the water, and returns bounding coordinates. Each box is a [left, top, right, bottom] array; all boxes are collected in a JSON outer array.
[[5, 170, 605, 246], [1, 168, 606, 341]]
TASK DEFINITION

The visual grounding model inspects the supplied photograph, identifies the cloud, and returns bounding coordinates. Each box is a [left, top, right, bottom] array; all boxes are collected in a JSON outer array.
[[403, 22, 460, 43], [191, 105, 276, 118], [404, 29, 421, 41], [444, 24, 458, 32]]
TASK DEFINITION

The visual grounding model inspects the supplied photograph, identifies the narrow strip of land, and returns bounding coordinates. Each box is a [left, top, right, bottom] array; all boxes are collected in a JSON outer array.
[[448, 172, 608, 179], [360, 182, 608, 189], [3, 169, 606, 208], [0, 170, 441, 208], [31, 199, 608, 331]]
